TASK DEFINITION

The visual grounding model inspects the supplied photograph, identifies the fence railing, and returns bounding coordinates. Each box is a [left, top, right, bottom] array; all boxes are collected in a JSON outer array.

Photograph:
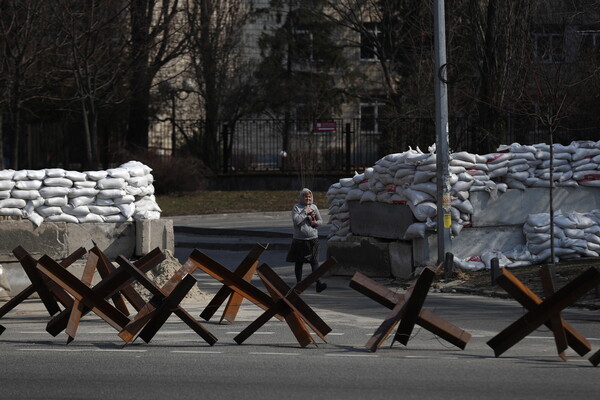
[[5, 115, 600, 172]]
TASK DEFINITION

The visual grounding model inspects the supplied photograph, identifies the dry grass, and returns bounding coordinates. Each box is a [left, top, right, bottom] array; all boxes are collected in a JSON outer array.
[[156, 190, 328, 216]]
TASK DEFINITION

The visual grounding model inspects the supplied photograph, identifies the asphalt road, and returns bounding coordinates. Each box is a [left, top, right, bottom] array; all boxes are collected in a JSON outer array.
[[1, 213, 599, 399]]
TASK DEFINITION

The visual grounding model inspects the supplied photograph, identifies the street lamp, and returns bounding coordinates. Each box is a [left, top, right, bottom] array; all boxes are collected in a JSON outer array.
[[158, 80, 196, 156]]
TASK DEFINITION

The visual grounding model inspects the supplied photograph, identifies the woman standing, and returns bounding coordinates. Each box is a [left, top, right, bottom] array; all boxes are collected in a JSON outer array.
[[286, 188, 327, 292]]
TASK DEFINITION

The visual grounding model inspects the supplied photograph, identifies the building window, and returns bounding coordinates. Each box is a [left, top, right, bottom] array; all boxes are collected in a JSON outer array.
[[360, 103, 381, 133], [577, 29, 600, 60], [533, 29, 564, 63], [360, 22, 382, 61]]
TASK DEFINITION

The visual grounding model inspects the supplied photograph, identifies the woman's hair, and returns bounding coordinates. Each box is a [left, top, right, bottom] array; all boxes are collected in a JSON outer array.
[[298, 188, 312, 204]]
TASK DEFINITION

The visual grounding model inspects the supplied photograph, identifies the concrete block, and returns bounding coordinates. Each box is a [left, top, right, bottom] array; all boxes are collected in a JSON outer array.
[[327, 237, 392, 277], [136, 219, 175, 256], [389, 241, 413, 279], [348, 201, 415, 239], [412, 225, 526, 266], [470, 187, 600, 226]]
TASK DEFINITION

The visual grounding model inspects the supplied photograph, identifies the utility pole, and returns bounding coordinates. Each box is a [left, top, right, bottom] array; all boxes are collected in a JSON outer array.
[[434, 0, 452, 264]]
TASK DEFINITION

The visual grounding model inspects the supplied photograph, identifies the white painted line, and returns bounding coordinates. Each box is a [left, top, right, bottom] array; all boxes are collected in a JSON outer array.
[[171, 351, 223, 354], [96, 349, 147, 353], [248, 352, 300, 356], [325, 353, 378, 358], [403, 355, 459, 360], [226, 331, 274, 335], [18, 348, 88, 352], [310, 332, 344, 336]]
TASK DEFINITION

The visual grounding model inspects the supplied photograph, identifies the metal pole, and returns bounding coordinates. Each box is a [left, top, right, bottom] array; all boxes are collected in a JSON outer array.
[[434, 0, 452, 264]]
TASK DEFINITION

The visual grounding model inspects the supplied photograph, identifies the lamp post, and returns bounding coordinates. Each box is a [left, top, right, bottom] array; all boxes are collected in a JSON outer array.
[[434, 0, 452, 265], [159, 80, 195, 157]]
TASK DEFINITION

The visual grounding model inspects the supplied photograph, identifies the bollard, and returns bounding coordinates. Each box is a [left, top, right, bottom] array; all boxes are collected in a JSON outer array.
[[490, 258, 501, 286], [444, 252, 454, 280]]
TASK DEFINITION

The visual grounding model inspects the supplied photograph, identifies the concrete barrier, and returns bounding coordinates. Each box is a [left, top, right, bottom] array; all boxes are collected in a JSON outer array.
[[0, 219, 174, 298]]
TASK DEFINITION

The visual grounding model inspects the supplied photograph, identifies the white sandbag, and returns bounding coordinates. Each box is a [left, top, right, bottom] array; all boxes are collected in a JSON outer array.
[[481, 249, 512, 269], [526, 212, 551, 227], [77, 213, 105, 223], [85, 170, 108, 180], [44, 196, 68, 207], [133, 210, 160, 220], [24, 199, 44, 215], [117, 203, 136, 218], [26, 170, 46, 180], [45, 168, 66, 178], [345, 188, 364, 202], [409, 201, 437, 221], [69, 196, 96, 207], [74, 180, 97, 188], [28, 211, 44, 227], [451, 151, 477, 164], [0, 208, 23, 217], [43, 177, 73, 187], [403, 222, 427, 239], [572, 148, 600, 161], [363, 167, 374, 179], [488, 167, 508, 179], [339, 177, 355, 187], [12, 170, 28, 180], [39, 186, 70, 197], [452, 180, 473, 193], [65, 171, 87, 181], [508, 163, 529, 173], [451, 199, 474, 214], [410, 182, 437, 197], [68, 188, 99, 198], [113, 195, 135, 204], [36, 206, 63, 218], [391, 193, 407, 204], [376, 191, 393, 203], [0, 169, 15, 180], [0, 198, 26, 208], [15, 180, 43, 190], [95, 198, 114, 206], [96, 178, 126, 190], [45, 214, 79, 223], [88, 205, 121, 216], [573, 170, 600, 181], [97, 189, 125, 199], [413, 171, 436, 184], [506, 178, 527, 190], [119, 160, 151, 175], [10, 189, 40, 200], [403, 188, 433, 206], [451, 220, 465, 236], [63, 204, 91, 216], [0, 181, 15, 191], [107, 168, 130, 179], [103, 214, 130, 222], [453, 255, 486, 271]]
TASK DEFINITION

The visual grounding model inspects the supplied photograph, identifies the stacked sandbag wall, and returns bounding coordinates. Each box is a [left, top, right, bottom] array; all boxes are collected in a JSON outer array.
[[326, 140, 600, 269], [0, 161, 161, 226]]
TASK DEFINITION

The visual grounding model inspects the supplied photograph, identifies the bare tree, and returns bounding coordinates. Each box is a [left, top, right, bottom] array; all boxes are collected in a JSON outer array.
[[126, 0, 187, 151], [47, 0, 129, 169], [181, 0, 256, 171], [0, 0, 53, 169]]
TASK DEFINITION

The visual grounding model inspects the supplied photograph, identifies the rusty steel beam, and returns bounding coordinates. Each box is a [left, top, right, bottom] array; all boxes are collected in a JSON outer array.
[[116, 256, 217, 345], [36, 255, 130, 332], [187, 249, 276, 312], [65, 251, 100, 343], [45, 248, 165, 337], [234, 259, 336, 346], [350, 271, 471, 350], [491, 267, 592, 357], [488, 267, 600, 358], [0, 246, 86, 321], [394, 267, 435, 346], [590, 349, 600, 367], [539, 265, 568, 361]]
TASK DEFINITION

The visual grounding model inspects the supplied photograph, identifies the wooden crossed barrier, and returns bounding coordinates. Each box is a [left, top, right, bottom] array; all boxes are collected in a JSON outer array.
[[200, 243, 269, 324], [350, 268, 472, 352], [233, 258, 337, 347], [488, 265, 600, 364], [0, 246, 87, 326]]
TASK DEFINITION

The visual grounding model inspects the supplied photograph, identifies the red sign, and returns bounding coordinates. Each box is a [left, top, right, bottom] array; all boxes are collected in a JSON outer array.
[[313, 122, 337, 132]]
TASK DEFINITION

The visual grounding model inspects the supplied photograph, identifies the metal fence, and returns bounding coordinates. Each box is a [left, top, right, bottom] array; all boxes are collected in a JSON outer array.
[[4, 115, 600, 172]]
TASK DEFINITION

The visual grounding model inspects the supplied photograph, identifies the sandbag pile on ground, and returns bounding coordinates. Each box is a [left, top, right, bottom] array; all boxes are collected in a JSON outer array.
[[326, 140, 600, 243], [0, 161, 160, 226]]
